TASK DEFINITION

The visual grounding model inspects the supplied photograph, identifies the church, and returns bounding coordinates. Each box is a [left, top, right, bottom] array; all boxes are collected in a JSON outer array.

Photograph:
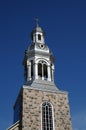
[[7, 22, 72, 130]]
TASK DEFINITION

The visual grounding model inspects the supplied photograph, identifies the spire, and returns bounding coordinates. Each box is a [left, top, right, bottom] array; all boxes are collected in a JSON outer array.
[[35, 17, 39, 27], [31, 18, 45, 43]]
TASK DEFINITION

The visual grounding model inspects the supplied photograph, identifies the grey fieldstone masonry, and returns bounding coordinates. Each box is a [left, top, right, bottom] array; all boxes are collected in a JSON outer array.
[[22, 86, 72, 130]]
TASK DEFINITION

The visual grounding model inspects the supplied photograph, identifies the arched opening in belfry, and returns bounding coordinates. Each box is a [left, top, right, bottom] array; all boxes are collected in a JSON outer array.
[[38, 34, 41, 40], [31, 60, 33, 78], [43, 64, 48, 80], [38, 63, 42, 78]]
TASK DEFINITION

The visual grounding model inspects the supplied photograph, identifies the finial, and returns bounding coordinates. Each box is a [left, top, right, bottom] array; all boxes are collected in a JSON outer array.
[[35, 17, 39, 27]]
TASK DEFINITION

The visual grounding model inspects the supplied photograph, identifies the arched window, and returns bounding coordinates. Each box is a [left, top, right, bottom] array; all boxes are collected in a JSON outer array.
[[38, 60, 49, 80], [38, 63, 42, 78], [42, 102, 53, 130], [38, 34, 41, 40], [43, 64, 48, 80]]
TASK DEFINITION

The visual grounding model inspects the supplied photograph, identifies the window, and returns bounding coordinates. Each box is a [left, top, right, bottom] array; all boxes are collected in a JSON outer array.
[[43, 64, 48, 80], [42, 102, 53, 130], [38, 60, 48, 80], [38, 34, 41, 40], [38, 63, 42, 78]]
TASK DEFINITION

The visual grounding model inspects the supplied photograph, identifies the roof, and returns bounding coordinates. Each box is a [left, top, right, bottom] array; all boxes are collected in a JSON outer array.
[[31, 25, 45, 35], [24, 79, 67, 94]]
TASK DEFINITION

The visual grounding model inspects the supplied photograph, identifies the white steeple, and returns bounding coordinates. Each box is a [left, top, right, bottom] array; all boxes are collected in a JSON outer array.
[[31, 18, 45, 44], [23, 23, 55, 87], [31, 24, 45, 44]]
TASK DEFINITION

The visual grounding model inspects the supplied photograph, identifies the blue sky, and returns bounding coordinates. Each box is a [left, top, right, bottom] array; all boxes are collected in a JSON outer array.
[[0, 0, 86, 130]]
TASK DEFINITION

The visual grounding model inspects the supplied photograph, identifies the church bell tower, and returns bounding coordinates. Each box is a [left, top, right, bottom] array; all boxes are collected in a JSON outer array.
[[7, 22, 72, 130], [23, 23, 54, 83]]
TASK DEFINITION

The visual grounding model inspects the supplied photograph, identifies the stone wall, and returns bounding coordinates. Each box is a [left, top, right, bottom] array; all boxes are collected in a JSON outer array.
[[22, 87, 72, 130]]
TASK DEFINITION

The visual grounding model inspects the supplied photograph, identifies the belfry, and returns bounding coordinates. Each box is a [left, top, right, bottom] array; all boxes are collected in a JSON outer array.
[[8, 22, 72, 130]]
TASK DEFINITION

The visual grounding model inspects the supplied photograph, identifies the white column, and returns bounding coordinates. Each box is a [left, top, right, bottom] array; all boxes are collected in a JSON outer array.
[[27, 62, 31, 81], [42, 64, 44, 80], [51, 65, 54, 82], [34, 63, 38, 79], [47, 65, 51, 81]]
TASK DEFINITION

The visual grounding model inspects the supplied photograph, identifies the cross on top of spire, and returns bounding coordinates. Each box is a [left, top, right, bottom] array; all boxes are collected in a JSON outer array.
[[35, 17, 39, 27]]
